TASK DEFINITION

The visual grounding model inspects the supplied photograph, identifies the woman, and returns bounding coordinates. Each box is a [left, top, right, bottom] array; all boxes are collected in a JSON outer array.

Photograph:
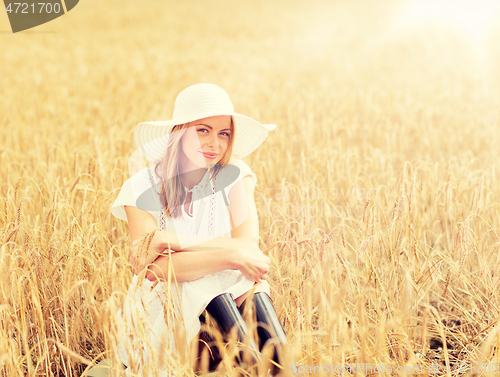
[[110, 83, 287, 376]]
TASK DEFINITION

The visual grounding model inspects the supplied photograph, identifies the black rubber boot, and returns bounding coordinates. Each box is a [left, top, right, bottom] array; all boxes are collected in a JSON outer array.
[[205, 293, 261, 368], [239, 292, 287, 375], [195, 313, 223, 373]]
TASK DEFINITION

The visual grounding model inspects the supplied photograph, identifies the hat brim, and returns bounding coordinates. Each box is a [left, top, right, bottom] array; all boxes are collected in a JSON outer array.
[[134, 112, 275, 163]]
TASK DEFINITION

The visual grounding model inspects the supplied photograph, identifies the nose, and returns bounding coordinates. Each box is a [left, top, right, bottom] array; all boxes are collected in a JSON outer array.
[[207, 133, 219, 149]]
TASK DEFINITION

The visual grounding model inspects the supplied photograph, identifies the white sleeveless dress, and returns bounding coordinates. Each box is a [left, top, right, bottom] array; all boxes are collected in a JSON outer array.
[[110, 158, 270, 376]]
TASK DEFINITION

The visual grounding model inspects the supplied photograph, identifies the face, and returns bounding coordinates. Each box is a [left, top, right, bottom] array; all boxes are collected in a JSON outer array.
[[179, 115, 232, 169]]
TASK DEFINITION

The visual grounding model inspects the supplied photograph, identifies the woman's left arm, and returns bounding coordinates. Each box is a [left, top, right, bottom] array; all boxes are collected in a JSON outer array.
[[226, 174, 260, 243]]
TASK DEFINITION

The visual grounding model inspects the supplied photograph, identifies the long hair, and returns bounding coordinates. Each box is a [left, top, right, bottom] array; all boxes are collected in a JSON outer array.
[[154, 117, 235, 218]]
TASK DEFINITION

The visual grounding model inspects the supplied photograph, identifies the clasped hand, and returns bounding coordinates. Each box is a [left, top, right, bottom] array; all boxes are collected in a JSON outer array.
[[233, 243, 271, 283]]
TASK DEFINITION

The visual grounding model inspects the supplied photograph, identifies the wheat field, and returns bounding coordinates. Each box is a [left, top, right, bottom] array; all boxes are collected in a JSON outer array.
[[2, 0, 500, 375]]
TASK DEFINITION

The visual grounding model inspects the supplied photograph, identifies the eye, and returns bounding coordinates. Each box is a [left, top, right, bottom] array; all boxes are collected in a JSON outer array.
[[220, 132, 231, 137], [197, 128, 208, 133]]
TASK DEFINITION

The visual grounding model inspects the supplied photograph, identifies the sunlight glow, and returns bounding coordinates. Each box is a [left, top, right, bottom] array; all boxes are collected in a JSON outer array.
[[403, 0, 500, 46]]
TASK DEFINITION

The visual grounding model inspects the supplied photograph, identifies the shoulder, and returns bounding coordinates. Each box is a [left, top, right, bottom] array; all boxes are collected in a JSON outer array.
[[111, 167, 163, 221], [215, 158, 257, 196], [128, 167, 160, 191], [131, 167, 160, 182], [227, 157, 250, 170], [225, 158, 257, 184]]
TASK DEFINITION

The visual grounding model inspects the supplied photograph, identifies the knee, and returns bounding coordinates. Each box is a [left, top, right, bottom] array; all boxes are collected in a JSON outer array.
[[254, 281, 269, 295], [235, 282, 269, 307]]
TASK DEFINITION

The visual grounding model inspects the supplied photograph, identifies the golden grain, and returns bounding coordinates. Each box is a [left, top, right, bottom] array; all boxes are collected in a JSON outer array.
[[1, 0, 500, 375]]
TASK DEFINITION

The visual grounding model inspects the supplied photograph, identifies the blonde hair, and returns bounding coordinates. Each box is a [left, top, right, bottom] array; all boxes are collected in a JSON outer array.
[[154, 116, 235, 218]]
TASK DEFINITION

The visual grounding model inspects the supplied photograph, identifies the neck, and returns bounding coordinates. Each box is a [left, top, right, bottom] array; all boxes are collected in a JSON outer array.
[[181, 169, 208, 190]]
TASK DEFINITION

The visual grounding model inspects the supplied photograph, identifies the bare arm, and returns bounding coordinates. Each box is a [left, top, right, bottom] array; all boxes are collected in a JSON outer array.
[[125, 175, 269, 282], [124, 205, 239, 282]]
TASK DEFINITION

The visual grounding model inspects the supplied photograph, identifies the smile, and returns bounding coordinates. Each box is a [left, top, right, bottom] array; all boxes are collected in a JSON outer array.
[[200, 152, 218, 159]]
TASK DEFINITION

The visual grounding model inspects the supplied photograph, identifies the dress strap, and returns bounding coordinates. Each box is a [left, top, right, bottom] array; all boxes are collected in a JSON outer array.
[[207, 178, 216, 237]]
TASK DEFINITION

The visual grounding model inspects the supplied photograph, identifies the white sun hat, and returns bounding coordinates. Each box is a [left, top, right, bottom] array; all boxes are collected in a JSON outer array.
[[134, 83, 276, 163]]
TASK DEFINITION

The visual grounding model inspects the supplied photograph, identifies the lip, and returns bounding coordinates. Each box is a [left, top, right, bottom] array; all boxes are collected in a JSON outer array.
[[200, 152, 218, 159]]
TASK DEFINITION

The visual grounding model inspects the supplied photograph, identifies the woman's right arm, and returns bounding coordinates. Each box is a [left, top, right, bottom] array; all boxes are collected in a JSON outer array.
[[124, 205, 269, 283]]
